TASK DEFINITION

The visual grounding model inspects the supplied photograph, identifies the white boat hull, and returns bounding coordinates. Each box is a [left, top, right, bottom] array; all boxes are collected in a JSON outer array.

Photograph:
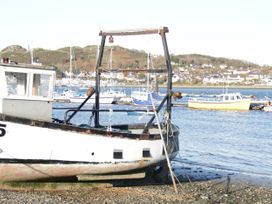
[[70, 96, 116, 104], [188, 99, 251, 110], [0, 120, 178, 181], [263, 105, 272, 112], [188, 93, 251, 111]]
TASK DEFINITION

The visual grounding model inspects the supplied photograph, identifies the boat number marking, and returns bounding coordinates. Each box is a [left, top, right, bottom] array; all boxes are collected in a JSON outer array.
[[0, 123, 6, 137]]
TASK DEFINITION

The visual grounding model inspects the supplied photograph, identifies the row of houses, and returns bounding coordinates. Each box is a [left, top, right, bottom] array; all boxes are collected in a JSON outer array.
[[201, 72, 272, 86], [60, 64, 272, 86], [171, 64, 272, 86]]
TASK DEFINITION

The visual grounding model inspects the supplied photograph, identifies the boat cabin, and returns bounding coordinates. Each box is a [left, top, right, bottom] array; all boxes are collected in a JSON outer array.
[[0, 59, 55, 121], [218, 93, 243, 101]]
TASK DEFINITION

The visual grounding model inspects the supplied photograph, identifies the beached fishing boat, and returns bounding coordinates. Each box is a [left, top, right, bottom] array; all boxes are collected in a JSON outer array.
[[188, 92, 251, 111], [0, 27, 179, 181]]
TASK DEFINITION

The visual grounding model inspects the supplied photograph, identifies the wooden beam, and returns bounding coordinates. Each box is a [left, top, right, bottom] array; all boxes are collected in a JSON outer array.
[[99, 27, 169, 36]]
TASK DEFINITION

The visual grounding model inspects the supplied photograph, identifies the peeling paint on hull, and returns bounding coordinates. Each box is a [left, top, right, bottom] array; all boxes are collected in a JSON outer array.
[[0, 161, 158, 181]]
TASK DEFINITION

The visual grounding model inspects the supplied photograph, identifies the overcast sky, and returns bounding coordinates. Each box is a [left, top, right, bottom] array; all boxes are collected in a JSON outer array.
[[1, 0, 271, 65]]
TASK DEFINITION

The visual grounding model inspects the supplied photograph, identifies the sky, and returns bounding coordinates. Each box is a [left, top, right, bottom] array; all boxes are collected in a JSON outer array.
[[1, 0, 272, 65]]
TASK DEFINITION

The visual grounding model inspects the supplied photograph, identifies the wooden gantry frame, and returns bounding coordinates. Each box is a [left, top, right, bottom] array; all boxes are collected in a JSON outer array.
[[94, 27, 173, 129]]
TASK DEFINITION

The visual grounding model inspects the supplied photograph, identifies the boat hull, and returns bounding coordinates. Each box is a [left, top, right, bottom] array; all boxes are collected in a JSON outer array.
[[70, 96, 116, 104], [188, 99, 251, 110], [263, 105, 272, 112], [0, 119, 179, 181]]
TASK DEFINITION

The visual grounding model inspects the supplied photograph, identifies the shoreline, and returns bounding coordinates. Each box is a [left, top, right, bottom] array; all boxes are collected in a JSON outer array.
[[1, 175, 272, 203], [56, 85, 272, 89], [1, 164, 272, 203]]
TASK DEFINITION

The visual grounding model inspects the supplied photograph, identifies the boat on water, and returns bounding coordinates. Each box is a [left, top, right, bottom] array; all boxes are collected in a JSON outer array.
[[55, 47, 126, 104], [0, 27, 180, 181], [69, 91, 117, 104], [54, 86, 118, 104], [263, 101, 272, 112], [132, 90, 163, 106], [131, 53, 163, 106], [263, 105, 272, 112], [188, 92, 251, 111]]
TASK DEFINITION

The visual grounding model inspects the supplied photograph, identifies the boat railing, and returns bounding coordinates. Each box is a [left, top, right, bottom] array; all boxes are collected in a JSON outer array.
[[52, 108, 155, 125], [64, 88, 96, 123]]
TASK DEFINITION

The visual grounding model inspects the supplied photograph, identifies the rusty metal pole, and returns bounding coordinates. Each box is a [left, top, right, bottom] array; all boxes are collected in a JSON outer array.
[[95, 35, 106, 128], [160, 30, 172, 120]]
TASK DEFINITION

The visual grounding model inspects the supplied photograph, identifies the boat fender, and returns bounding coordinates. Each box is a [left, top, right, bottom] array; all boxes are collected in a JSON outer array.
[[86, 87, 95, 96], [172, 91, 182, 99]]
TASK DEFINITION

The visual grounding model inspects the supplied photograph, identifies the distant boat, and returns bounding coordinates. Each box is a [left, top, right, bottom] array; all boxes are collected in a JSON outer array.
[[69, 47, 127, 104], [188, 92, 251, 111], [70, 91, 117, 104], [263, 105, 272, 112], [263, 101, 272, 112], [131, 53, 163, 106], [53, 88, 77, 102], [132, 91, 163, 106]]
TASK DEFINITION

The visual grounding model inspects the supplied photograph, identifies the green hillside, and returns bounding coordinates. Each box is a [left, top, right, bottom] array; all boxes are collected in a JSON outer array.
[[0, 45, 260, 73]]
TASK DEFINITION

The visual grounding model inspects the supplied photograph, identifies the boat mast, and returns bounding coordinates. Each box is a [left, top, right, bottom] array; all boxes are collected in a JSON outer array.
[[109, 47, 113, 91], [69, 47, 72, 89], [147, 53, 150, 92]]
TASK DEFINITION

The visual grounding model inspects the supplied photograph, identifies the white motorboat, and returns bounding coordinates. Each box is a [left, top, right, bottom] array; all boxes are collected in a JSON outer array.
[[263, 102, 272, 112], [69, 91, 117, 104], [188, 92, 251, 111]]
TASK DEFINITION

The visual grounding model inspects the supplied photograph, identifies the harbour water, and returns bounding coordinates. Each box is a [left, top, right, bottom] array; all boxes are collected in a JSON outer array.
[[53, 87, 272, 183]]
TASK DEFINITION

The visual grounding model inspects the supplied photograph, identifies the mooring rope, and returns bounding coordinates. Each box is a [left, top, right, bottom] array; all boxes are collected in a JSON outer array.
[[149, 93, 178, 193]]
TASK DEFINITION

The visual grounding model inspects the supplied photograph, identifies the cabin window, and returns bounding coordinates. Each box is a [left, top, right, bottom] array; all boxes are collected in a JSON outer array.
[[230, 95, 235, 100], [224, 95, 229, 101], [32, 74, 51, 97], [5, 72, 27, 96]]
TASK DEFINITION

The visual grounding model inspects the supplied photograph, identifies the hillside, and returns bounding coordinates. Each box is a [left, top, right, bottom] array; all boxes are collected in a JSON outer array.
[[171, 54, 260, 68], [0, 45, 260, 73]]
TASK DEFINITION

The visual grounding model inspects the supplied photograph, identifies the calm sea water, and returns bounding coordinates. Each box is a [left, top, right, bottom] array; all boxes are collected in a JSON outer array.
[[53, 87, 272, 180]]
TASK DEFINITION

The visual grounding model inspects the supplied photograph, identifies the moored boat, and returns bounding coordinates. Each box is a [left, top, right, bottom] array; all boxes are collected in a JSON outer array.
[[263, 105, 272, 112], [132, 91, 163, 106], [0, 27, 179, 181], [263, 101, 272, 112], [188, 92, 251, 111], [69, 91, 117, 104]]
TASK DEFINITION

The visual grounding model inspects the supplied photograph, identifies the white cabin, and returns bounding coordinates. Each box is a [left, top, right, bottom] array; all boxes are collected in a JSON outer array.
[[0, 60, 55, 122]]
